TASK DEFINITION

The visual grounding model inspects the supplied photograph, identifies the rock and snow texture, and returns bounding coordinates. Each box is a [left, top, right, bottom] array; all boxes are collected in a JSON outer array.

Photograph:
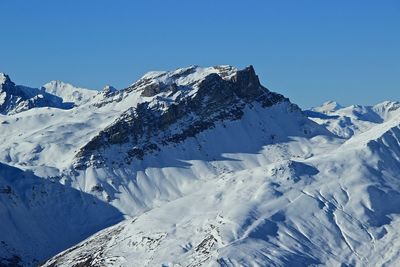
[[1, 66, 400, 266]]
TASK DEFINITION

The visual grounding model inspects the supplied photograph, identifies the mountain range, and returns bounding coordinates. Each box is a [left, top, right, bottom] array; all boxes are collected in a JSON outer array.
[[1, 66, 399, 266]]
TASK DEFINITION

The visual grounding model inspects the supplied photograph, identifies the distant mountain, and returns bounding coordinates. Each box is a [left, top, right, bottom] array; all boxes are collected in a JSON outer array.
[[0, 73, 102, 115], [311, 100, 343, 113], [42, 80, 97, 106], [0, 73, 73, 115], [306, 101, 400, 138]]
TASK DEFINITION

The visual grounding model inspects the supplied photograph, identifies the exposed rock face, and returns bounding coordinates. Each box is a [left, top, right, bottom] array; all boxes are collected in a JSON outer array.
[[74, 66, 289, 169], [0, 73, 73, 115]]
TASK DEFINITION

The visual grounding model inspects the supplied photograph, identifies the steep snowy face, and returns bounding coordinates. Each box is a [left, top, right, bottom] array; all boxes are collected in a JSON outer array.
[[43, 115, 400, 267], [306, 101, 400, 138], [42, 80, 97, 106], [0, 162, 124, 266], [74, 65, 292, 169], [0, 73, 73, 115]]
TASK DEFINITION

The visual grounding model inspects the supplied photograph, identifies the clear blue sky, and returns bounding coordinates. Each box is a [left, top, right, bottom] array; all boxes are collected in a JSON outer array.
[[0, 0, 399, 108]]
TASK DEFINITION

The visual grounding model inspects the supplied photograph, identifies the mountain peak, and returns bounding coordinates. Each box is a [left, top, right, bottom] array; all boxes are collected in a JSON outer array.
[[43, 80, 74, 90], [43, 80, 88, 91], [74, 65, 292, 169], [127, 65, 265, 101], [312, 100, 343, 113], [102, 85, 117, 92], [0, 73, 14, 86], [42, 80, 96, 106], [374, 100, 400, 110], [98, 85, 118, 98], [0, 75, 75, 115]]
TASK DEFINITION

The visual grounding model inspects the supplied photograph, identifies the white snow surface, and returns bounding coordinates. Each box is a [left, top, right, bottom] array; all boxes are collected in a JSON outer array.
[[0, 73, 7, 84], [1, 66, 400, 266], [307, 101, 400, 138], [312, 100, 343, 113], [42, 80, 97, 105]]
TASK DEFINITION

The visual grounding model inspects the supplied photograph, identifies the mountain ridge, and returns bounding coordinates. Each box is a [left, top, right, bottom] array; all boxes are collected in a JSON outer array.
[[306, 100, 400, 138], [0, 72, 97, 115], [41, 80, 97, 106]]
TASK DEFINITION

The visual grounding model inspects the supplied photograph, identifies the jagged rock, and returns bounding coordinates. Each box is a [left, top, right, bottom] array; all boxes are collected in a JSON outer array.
[[74, 66, 288, 169]]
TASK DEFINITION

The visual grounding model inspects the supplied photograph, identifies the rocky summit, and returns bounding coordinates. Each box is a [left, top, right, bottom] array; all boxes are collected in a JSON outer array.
[[74, 65, 289, 169]]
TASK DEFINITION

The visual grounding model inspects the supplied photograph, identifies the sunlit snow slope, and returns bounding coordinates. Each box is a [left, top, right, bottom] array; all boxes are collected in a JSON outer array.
[[306, 100, 400, 138]]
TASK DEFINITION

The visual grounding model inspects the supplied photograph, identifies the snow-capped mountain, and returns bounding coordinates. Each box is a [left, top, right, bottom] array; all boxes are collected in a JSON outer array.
[[306, 101, 400, 138], [311, 100, 343, 113], [42, 80, 97, 106], [0, 73, 100, 116], [0, 73, 75, 115], [1, 65, 400, 266]]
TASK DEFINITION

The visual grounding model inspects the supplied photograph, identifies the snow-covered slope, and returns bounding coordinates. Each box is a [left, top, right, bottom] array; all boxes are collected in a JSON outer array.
[[42, 80, 97, 106], [1, 66, 400, 266], [44, 114, 400, 267], [0, 162, 124, 266], [306, 101, 400, 138]]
